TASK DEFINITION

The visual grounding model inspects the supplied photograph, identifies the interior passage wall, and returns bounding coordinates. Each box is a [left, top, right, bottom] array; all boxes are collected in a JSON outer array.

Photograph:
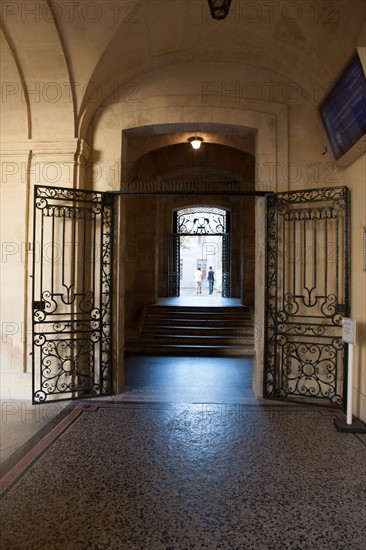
[[0, 141, 88, 398], [124, 196, 158, 326], [340, 153, 366, 421]]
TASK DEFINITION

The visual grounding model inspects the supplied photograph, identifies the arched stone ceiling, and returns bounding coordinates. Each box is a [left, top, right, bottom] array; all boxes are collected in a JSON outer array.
[[128, 142, 255, 184], [1, 0, 75, 139], [1, 0, 365, 139], [0, 27, 29, 139], [123, 123, 256, 164], [73, 0, 366, 134]]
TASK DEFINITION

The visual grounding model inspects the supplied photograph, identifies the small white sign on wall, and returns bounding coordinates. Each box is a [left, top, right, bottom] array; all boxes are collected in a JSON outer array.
[[342, 318, 356, 345]]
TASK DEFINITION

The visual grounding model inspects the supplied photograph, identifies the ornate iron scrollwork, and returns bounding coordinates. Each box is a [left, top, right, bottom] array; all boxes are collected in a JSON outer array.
[[177, 207, 227, 235], [32, 186, 114, 402], [264, 186, 349, 407]]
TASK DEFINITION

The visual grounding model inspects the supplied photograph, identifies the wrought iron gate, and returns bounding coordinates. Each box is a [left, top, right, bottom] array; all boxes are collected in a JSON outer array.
[[168, 233, 180, 297], [32, 186, 114, 403], [222, 233, 230, 297], [264, 186, 349, 407]]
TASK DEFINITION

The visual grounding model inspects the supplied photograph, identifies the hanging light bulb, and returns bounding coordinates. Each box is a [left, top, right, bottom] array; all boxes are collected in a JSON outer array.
[[188, 136, 203, 150]]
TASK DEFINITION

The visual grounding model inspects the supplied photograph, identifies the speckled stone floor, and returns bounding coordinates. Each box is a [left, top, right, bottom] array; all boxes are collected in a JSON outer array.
[[1, 402, 365, 550], [0, 356, 255, 465]]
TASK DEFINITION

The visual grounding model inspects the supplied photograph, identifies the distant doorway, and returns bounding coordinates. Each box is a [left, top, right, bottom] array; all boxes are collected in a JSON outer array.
[[168, 206, 230, 297], [180, 234, 222, 295]]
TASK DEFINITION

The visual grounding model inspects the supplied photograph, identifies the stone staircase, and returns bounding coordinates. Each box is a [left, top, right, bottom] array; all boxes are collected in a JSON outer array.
[[125, 304, 255, 357]]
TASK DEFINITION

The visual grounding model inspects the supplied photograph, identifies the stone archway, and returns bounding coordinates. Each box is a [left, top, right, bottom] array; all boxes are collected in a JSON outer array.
[[106, 113, 283, 398]]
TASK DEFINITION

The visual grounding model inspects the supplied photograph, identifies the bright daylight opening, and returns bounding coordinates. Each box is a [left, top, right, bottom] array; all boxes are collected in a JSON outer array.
[[176, 206, 227, 297], [180, 235, 222, 296]]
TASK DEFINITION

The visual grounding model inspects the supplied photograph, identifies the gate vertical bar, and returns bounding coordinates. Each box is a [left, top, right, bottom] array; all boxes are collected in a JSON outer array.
[[99, 193, 114, 395], [222, 233, 231, 297], [32, 186, 114, 403], [168, 233, 180, 297], [264, 186, 349, 407]]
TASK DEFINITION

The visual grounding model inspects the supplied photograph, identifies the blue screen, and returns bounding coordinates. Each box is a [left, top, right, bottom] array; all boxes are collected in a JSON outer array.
[[319, 53, 366, 160]]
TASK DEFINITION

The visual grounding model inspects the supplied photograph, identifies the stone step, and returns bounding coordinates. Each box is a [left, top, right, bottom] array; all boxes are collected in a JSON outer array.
[[144, 319, 253, 331], [144, 312, 251, 319], [149, 305, 249, 313], [142, 325, 254, 336], [146, 312, 251, 322], [125, 344, 254, 357], [147, 308, 250, 316], [126, 303, 255, 357], [135, 334, 254, 346], [146, 309, 250, 320]]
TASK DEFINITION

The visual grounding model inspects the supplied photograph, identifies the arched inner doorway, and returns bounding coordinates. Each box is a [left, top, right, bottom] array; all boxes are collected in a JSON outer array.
[[168, 206, 231, 297]]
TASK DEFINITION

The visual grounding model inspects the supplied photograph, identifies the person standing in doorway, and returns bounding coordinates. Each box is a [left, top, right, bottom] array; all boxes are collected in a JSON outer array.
[[194, 267, 203, 294], [207, 266, 215, 294]]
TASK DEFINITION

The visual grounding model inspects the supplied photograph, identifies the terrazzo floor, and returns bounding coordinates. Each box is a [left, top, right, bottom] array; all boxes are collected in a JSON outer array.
[[1, 356, 366, 549], [0, 356, 255, 465], [1, 401, 365, 550]]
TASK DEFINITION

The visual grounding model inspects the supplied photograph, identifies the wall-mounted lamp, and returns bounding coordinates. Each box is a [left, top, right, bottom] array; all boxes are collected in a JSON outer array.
[[188, 137, 203, 150], [208, 0, 232, 20]]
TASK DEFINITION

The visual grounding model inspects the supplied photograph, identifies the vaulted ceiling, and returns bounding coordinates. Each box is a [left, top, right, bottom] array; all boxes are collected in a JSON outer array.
[[1, 0, 365, 141]]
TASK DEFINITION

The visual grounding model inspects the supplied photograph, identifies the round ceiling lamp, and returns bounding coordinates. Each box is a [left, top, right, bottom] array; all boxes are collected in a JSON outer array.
[[208, 0, 232, 20], [188, 137, 203, 150]]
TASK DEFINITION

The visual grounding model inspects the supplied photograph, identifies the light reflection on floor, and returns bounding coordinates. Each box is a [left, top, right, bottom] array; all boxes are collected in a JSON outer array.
[[157, 294, 245, 308], [118, 355, 256, 404]]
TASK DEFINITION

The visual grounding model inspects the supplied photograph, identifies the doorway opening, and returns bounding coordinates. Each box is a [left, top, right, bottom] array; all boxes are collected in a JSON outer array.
[[31, 185, 348, 409], [180, 234, 223, 295], [168, 206, 230, 297]]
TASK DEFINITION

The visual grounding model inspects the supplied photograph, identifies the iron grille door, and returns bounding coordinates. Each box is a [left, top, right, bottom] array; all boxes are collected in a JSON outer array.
[[264, 186, 349, 407], [32, 186, 114, 403], [222, 232, 231, 297], [168, 233, 180, 297]]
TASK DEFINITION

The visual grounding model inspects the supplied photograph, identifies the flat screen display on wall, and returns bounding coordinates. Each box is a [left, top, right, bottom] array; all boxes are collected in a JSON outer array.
[[319, 53, 366, 160]]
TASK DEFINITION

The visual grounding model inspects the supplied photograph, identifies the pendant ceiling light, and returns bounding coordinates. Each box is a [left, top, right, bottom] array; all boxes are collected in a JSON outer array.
[[188, 137, 203, 150], [207, 0, 232, 20]]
